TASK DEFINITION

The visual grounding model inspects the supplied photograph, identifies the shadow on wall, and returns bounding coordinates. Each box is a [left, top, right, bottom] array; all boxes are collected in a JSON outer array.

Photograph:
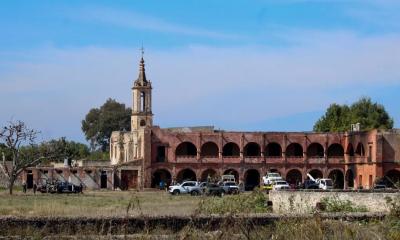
[[382, 138, 395, 161]]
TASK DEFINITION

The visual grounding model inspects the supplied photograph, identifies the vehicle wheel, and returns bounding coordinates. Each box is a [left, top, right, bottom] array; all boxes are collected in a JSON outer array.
[[173, 189, 180, 195], [191, 190, 199, 196]]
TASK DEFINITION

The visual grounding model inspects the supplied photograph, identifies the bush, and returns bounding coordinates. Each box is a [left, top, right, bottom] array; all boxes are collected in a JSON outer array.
[[320, 196, 368, 212], [195, 190, 269, 215]]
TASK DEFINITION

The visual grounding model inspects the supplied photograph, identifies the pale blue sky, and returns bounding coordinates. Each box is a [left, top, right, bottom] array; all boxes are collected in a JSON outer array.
[[1, 0, 399, 143]]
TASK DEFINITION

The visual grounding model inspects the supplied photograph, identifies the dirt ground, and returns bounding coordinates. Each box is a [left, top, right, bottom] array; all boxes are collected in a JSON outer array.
[[0, 189, 202, 217]]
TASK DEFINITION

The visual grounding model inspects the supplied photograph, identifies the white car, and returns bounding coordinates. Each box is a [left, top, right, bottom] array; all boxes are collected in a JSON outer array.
[[168, 181, 201, 195], [273, 180, 290, 190]]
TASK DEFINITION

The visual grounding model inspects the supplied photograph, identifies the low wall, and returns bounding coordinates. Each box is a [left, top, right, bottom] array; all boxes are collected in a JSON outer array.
[[0, 213, 386, 236], [269, 190, 400, 213]]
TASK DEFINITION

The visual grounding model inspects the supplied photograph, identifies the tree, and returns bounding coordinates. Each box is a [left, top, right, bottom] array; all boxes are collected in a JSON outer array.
[[81, 98, 131, 152], [0, 121, 56, 194], [313, 97, 394, 132], [43, 137, 90, 163]]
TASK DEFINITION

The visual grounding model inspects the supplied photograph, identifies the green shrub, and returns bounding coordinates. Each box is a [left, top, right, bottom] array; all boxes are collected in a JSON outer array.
[[195, 190, 268, 215], [320, 196, 368, 212]]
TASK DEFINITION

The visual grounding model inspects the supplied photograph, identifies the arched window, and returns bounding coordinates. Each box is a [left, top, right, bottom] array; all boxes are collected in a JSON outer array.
[[327, 144, 344, 157], [201, 142, 219, 157], [265, 142, 282, 157], [286, 143, 303, 157], [244, 142, 261, 157], [222, 142, 240, 156], [307, 143, 324, 157], [175, 142, 197, 157]]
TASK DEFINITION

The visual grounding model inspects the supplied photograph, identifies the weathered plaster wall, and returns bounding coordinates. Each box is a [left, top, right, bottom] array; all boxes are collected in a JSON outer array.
[[269, 190, 400, 213]]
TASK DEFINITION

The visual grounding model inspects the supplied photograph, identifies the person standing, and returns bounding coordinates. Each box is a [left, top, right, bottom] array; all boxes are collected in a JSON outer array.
[[33, 183, 37, 195], [22, 181, 27, 194]]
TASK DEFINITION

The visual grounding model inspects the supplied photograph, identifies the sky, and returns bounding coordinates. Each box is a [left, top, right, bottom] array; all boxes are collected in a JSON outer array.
[[1, 0, 400, 143]]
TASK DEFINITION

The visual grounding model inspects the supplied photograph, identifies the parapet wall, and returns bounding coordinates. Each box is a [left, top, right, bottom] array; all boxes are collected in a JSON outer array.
[[269, 190, 400, 213]]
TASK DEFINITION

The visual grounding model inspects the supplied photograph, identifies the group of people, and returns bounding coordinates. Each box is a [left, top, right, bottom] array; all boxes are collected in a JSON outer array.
[[22, 181, 38, 194]]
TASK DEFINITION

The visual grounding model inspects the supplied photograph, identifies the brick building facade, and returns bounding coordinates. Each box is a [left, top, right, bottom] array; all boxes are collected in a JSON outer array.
[[109, 56, 400, 190]]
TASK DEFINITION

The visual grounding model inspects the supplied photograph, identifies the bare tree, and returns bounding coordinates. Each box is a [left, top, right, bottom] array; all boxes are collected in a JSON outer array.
[[0, 120, 49, 194]]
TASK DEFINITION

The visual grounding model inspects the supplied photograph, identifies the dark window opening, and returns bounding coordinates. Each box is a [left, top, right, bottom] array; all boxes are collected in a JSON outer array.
[[244, 142, 261, 157], [244, 169, 260, 191], [222, 142, 240, 156], [286, 169, 302, 185], [101, 171, 107, 189], [347, 144, 355, 156], [327, 144, 344, 157], [175, 142, 197, 156], [286, 143, 303, 157], [265, 143, 282, 157], [140, 120, 146, 127], [307, 143, 324, 157], [157, 146, 166, 162], [176, 169, 196, 182], [328, 170, 344, 189], [355, 143, 365, 156], [140, 92, 146, 112], [201, 142, 219, 157]]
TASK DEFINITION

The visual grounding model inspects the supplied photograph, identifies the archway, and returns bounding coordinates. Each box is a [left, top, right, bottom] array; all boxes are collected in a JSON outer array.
[[355, 143, 365, 156], [152, 169, 172, 188], [176, 169, 196, 183], [308, 169, 323, 179], [201, 142, 219, 157], [201, 169, 218, 182], [328, 144, 344, 157], [385, 169, 400, 188], [286, 143, 303, 157], [175, 142, 197, 157], [222, 142, 240, 156], [244, 142, 261, 157], [286, 169, 302, 186], [328, 169, 344, 189], [223, 169, 239, 182], [307, 143, 324, 157], [345, 169, 354, 188], [265, 142, 282, 157], [244, 169, 260, 191], [346, 144, 355, 156]]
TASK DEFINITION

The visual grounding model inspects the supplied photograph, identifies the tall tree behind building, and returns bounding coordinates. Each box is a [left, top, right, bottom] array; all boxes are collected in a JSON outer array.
[[82, 98, 131, 152], [313, 97, 394, 132]]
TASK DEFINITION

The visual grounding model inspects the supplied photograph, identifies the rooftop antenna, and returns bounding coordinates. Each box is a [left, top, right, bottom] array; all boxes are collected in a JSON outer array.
[[140, 44, 144, 58]]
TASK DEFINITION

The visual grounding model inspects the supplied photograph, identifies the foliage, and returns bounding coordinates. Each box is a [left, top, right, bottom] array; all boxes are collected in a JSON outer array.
[[86, 150, 109, 160], [386, 196, 400, 218], [320, 196, 368, 212], [42, 137, 90, 162], [195, 190, 268, 215], [81, 98, 131, 152], [313, 97, 394, 132], [0, 120, 60, 194]]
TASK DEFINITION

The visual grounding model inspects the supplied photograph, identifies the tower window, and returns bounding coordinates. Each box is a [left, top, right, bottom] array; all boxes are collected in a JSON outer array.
[[140, 120, 146, 127], [140, 92, 146, 112]]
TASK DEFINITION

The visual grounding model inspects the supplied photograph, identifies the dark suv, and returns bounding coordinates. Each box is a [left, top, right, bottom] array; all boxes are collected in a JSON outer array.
[[302, 180, 319, 189], [204, 183, 224, 197], [56, 182, 82, 193]]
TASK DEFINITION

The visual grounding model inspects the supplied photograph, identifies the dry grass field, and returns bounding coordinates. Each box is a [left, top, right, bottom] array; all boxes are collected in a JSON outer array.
[[0, 190, 202, 217]]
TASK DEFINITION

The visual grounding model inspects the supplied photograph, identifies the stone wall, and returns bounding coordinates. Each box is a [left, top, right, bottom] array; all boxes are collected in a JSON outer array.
[[269, 190, 400, 213]]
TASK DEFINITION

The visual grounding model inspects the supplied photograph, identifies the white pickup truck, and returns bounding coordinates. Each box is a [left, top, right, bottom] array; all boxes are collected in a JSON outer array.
[[168, 181, 202, 195], [307, 174, 333, 190], [262, 172, 283, 185]]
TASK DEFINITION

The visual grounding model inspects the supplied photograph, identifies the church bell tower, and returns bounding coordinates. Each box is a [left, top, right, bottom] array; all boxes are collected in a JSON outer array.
[[131, 51, 153, 130]]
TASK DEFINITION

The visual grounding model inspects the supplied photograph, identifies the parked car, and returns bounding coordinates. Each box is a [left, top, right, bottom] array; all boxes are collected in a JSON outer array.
[[204, 183, 225, 197], [220, 181, 240, 194], [302, 180, 319, 189], [56, 181, 82, 193], [272, 180, 290, 190], [168, 181, 201, 195], [373, 179, 389, 190]]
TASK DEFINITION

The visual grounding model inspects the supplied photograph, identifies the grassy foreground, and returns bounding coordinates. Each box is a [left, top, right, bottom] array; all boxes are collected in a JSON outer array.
[[0, 190, 202, 217]]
